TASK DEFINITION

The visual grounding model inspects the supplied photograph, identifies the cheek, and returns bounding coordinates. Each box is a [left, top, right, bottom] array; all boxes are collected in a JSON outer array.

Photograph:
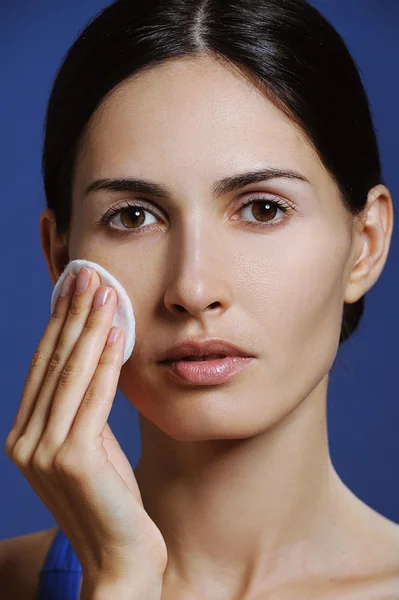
[[236, 226, 350, 372]]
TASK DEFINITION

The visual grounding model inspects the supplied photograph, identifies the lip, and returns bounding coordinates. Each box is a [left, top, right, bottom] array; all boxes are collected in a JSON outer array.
[[158, 338, 255, 363], [159, 356, 255, 386]]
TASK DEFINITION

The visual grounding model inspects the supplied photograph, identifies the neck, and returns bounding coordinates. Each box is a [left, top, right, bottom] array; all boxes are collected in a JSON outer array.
[[134, 376, 350, 598]]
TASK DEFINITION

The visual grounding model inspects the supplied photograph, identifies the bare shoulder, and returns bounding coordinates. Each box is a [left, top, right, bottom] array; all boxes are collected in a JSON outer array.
[[345, 504, 399, 599], [0, 526, 59, 600], [358, 505, 399, 570], [372, 517, 399, 598]]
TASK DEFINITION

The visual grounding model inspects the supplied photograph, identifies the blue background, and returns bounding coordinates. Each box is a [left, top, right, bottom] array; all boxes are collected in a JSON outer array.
[[0, 0, 398, 540]]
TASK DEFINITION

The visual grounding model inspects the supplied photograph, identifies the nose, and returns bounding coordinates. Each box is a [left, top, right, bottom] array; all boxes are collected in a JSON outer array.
[[163, 222, 232, 319]]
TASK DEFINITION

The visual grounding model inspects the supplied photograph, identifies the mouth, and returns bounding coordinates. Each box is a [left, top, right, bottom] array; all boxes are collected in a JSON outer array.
[[159, 355, 255, 386]]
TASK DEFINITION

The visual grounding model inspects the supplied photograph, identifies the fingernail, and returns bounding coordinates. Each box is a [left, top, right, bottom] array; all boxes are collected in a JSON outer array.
[[76, 267, 92, 294], [59, 273, 75, 297], [107, 327, 120, 345], [93, 286, 110, 309]]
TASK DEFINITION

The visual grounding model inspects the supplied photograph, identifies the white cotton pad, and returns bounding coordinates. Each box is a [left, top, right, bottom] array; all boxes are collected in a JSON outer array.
[[50, 259, 136, 365]]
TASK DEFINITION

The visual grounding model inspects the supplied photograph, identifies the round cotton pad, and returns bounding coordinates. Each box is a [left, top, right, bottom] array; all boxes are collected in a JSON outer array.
[[50, 259, 136, 365]]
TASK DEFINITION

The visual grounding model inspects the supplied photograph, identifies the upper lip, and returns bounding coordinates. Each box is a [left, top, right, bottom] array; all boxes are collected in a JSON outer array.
[[158, 339, 256, 362]]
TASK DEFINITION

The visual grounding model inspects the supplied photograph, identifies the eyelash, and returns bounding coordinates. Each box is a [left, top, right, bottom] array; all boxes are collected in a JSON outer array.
[[94, 195, 296, 237]]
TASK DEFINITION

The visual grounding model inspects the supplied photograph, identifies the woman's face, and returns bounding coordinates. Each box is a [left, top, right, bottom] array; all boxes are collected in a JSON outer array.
[[69, 55, 360, 441]]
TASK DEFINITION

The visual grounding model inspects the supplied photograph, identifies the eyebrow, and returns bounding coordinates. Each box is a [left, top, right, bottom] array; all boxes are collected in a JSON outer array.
[[84, 167, 310, 201]]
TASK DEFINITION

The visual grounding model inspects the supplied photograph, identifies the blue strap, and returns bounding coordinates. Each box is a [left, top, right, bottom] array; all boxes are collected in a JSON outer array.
[[37, 528, 82, 600]]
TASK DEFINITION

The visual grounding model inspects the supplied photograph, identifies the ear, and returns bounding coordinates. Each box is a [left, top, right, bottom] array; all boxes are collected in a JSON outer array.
[[39, 208, 70, 286], [344, 184, 394, 304]]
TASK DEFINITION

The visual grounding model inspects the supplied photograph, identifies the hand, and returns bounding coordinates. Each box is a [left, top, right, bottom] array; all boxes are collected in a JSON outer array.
[[5, 267, 168, 588]]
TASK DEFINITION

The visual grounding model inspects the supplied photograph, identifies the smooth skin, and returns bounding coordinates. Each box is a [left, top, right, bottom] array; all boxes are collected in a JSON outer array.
[[3, 53, 399, 599]]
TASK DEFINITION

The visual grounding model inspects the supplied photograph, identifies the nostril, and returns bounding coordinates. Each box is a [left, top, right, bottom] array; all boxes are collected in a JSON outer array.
[[175, 305, 186, 313]]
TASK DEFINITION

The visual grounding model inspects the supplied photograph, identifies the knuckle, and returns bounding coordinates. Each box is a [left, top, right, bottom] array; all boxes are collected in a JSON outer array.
[[4, 430, 16, 457], [47, 350, 65, 375], [29, 348, 49, 372], [53, 448, 81, 478], [84, 316, 100, 334], [32, 447, 53, 473], [105, 353, 121, 371], [83, 385, 99, 405], [58, 361, 82, 388], [49, 302, 64, 322], [11, 436, 33, 468], [69, 298, 87, 317], [99, 347, 119, 365]]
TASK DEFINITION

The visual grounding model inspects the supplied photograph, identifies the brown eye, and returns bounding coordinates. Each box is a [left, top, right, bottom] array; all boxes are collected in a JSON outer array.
[[120, 207, 146, 229], [100, 203, 159, 232], [239, 197, 289, 225], [251, 201, 279, 222]]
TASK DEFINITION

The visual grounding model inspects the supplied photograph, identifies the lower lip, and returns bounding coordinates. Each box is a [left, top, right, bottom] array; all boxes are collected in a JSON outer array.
[[159, 356, 254, 386]]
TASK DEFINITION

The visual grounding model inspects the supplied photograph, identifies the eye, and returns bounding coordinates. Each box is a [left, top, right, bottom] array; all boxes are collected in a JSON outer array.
[[236, 195, 295, 228], [95, 200, 162, 235]]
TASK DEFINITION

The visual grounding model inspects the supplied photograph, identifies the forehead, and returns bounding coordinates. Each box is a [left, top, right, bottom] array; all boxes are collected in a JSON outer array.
[[77, 55, 328, 189]]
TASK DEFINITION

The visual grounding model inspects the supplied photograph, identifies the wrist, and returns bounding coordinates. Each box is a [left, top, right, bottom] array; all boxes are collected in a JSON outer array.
[[80, 574, 163, 600]]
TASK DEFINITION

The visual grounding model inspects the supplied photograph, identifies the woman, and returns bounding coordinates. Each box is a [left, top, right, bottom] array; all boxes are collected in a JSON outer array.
[[2, 0, 399, 598]]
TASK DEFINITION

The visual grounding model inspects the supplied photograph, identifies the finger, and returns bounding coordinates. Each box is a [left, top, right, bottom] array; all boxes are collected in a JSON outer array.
[[69, 326, 126, 441], [35, 286, 119, 450], [4, 273, 78, 452], [19, 268, 103, 451]]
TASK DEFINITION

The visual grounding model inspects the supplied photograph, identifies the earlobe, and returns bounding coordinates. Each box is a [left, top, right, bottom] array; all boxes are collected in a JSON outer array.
[[344, 184, 394, 305], [39, 208, 70, 286]]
